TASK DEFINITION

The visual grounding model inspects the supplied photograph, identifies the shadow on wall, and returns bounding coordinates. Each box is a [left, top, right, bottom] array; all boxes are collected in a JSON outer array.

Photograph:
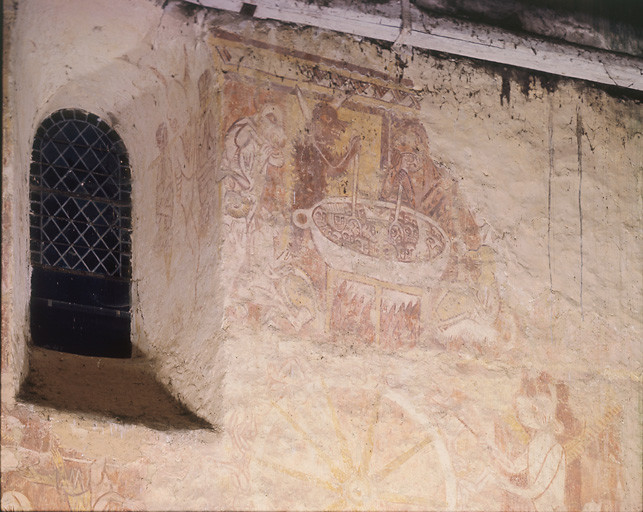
[[18, 347, 213, 431], [10, 0, 225, 426]]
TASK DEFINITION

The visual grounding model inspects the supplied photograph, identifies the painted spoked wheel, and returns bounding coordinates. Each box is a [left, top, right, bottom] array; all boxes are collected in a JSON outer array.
[[250, 381, 457, 510]]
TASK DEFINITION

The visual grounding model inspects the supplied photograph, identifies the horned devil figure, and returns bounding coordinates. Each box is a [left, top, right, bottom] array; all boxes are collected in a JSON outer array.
[[292, 87, 361, 210]]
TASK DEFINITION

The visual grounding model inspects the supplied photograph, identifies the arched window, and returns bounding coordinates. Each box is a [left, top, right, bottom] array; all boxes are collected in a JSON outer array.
[[29, 109, 132, 358]]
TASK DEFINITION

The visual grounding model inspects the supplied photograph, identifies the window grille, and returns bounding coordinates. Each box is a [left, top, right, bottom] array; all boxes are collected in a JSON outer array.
[[29, 109, 132, 358], [30, 109, 131, 278]]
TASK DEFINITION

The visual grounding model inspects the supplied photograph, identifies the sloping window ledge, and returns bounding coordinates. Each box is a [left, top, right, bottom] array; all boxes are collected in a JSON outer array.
[[18, 346, 213, 431]]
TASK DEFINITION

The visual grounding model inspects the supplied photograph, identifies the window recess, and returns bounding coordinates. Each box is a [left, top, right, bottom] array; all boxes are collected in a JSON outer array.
[[29, 109, 132, 358]]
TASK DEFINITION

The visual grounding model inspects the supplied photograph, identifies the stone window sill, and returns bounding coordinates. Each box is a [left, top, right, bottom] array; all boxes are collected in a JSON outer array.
[[18, 346, 212, 431]]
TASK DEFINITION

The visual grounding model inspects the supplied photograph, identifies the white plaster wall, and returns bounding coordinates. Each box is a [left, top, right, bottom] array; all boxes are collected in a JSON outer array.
[[412, 68, 643, 365], [1, 3, 29, 405], [4, 0, 226, 422], [204, 16, 642, 509]]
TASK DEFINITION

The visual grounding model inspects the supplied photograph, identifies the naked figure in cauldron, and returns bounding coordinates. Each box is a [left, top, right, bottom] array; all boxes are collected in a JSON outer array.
[[292, 105, 451, 290]]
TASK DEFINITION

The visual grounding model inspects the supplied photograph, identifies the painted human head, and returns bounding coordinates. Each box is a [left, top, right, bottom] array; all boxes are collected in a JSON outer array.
[[256, 103, 287, 166], [515, 372, 558, 431], [395, 133, 423, 171], [257, 104, 285, 142], [389, 119, 430, 173], [312, 102, 348, 144]]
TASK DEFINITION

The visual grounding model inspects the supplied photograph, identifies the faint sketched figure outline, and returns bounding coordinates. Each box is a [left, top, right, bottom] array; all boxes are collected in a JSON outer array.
[[215, 101, 287, 316], [216, 102, 286, 226], [153, 122, 175, 278], [489, 372, 566, 512]]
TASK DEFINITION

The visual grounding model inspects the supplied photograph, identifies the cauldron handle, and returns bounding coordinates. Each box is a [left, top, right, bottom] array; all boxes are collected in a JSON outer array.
[[292, 208, 312, 229]]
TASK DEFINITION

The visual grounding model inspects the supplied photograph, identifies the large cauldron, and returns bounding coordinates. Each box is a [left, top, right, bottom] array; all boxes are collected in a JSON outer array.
[[293, 197, 450, 288]]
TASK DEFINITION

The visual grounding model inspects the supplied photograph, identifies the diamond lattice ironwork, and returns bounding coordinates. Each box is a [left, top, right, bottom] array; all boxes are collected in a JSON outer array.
[[30, 110, 131, 279]]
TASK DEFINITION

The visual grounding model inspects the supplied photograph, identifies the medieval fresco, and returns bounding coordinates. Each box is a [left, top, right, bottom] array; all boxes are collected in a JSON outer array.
[[204, 29, 634, 511], [213, 30, 503, 352], [0, 404, 147, 511], [2, 6, 639, 511], [217, 336, 628, 511]]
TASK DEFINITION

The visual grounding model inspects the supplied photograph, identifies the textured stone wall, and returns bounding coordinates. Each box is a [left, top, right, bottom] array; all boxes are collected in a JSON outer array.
[[2, 0, 641, 510]]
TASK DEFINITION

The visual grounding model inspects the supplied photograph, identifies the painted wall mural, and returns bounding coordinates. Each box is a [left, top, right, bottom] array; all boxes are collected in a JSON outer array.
[[0, 404, 147, 511], [212, 30, 503, 353], [1, 365, 627, 512], [2, 6, 639, 511], [205, 29, 633, 511], [232, 339, 626, 511]]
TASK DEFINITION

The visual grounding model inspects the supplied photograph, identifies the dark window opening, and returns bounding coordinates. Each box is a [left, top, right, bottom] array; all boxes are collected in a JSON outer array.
[[240, 3, 257, 16], [29, 109, 132, 358]]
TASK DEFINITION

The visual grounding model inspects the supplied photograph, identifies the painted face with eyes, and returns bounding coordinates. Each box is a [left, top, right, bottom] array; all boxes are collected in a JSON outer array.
[[516, 394, 555, 431], [400, 151, 420, 172], [312, 102, 348, 145]]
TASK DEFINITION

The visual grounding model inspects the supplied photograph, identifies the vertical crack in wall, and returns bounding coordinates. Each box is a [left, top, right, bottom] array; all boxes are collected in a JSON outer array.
[[500, 74, 511, 106], [547, 99, 555, 344], [576, 107, 584, 321]]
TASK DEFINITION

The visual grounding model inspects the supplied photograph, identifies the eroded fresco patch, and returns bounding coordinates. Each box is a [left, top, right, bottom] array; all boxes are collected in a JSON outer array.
[[10, 367, 623, 512], [222, 339, 627, 511], [150, 49, 220, 309], [4, 21, 634, 512], [1, 404, 146, 511]]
